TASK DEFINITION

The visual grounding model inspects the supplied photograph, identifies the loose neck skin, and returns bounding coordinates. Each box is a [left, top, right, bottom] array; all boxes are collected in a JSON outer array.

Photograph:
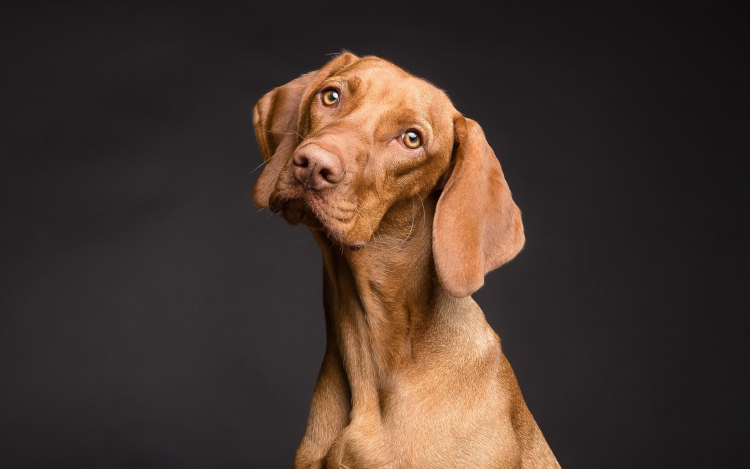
[[312, 192, 444, 418]]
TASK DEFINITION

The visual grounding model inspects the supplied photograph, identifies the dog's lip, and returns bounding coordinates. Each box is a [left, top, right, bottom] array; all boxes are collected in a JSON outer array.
[[271, 190, 368, 249]]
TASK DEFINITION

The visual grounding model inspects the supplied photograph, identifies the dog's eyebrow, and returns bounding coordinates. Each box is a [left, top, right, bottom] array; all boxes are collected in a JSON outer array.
[[320, 77, 350, 90], [375, 111, 433, 144], [385, 108, 430, 129]]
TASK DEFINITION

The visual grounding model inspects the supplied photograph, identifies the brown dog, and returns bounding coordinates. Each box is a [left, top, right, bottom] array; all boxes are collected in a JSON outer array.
[[252, 53, 560, 469]]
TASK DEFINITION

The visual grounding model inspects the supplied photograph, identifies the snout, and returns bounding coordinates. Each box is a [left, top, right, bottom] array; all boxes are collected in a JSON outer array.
[[292, 144, 344, 191]]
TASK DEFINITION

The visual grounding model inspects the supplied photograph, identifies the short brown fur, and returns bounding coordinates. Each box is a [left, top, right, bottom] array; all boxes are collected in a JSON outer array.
[[253, 53, 560, 469]]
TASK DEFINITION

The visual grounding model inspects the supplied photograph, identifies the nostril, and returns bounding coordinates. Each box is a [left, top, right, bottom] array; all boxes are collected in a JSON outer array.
[[319, 167, 331, 182], [293, 154, 309, 168]]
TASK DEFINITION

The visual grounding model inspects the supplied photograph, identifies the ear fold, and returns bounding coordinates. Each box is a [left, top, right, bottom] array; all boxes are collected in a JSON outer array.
[[433, 116, 525, 298], [252, 53, 359, 208]]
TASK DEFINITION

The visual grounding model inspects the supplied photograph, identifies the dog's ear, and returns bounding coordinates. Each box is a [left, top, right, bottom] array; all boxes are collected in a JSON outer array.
[[252, 53, 358, 208], [433, 116, 525, 298]]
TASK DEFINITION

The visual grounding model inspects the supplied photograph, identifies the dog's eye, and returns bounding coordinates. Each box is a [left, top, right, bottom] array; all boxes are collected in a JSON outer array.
[[321, 89, 340, 106], [401, 131, 422, 149]]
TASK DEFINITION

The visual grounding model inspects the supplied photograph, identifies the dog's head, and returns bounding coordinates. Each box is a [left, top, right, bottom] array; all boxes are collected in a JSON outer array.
[[253, 54, 524, 297]]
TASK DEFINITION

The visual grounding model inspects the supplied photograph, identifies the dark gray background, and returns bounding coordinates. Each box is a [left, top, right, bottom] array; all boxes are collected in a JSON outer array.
[[1, 1, 747, 467]]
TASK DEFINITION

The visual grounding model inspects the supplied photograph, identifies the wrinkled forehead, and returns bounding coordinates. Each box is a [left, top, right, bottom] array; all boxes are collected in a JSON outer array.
[[330, 57, 456, 129]]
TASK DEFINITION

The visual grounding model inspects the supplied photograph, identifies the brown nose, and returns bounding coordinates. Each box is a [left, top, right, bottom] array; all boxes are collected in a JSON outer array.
[[292, 144, 344, 190]]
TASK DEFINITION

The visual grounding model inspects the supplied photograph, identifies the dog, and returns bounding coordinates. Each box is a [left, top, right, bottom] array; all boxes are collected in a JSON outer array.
[[252, 53, 560, 469]]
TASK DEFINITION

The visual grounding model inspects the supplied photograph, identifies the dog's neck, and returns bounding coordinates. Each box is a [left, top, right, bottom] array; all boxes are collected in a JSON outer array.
[[312, 192, 446, 415]]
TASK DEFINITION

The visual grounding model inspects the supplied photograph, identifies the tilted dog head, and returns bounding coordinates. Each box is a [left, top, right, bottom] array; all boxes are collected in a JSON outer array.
[[252, 54, 525, 297]]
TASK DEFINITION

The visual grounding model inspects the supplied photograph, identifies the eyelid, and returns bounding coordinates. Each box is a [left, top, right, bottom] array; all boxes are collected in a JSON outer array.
[[320, 80, 345, 94]]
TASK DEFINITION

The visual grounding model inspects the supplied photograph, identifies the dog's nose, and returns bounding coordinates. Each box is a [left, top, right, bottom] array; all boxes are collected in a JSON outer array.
[[292, 145, 344, 190]]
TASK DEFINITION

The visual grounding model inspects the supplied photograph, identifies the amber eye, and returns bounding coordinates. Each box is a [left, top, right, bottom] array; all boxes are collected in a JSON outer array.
[[402, 130, 422, 149], [322, 89, 340, 106]]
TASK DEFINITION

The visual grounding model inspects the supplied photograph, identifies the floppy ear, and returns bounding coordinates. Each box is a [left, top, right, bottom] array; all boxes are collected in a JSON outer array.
[[252, 53, 358, 208], [433, 116, 525, 298]]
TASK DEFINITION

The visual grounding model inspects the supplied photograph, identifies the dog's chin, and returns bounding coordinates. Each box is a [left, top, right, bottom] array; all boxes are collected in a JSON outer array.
[[318, 225, 367, 251], [271, 195, 367, 250]]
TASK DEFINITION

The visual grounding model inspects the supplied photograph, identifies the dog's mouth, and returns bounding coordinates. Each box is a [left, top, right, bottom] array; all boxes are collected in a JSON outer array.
[[269, 188, 367, 250]]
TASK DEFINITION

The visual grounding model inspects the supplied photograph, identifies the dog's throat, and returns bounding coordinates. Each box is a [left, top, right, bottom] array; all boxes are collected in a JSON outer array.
[[312, 210, 438, 416]]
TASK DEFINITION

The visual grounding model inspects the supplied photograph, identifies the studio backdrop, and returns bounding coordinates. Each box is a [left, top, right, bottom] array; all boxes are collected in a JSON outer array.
[[0, 2, 746, 468]]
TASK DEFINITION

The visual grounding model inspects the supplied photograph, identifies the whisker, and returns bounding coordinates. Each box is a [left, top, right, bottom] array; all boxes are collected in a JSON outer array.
[[262, 128, 307, 142], [417, 193, 426, 227], [397, 196, 417, 247], [250, 140, 295, 174], [354, 205, 366, 221]]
